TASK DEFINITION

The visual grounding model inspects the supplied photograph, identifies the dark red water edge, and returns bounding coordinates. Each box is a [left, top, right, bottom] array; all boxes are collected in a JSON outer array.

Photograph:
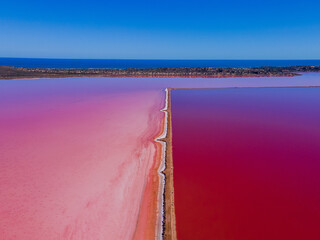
[[172, 87, 320, 240]]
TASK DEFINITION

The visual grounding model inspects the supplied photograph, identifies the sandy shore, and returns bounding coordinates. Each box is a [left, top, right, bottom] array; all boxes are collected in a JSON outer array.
[[134, 88, 177, 240], [135, 88, 177, 240], [133, 95, 167, 240], [160, 89, 177, 240]]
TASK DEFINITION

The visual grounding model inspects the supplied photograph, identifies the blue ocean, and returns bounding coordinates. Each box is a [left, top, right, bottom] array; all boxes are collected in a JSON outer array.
[[1, 58, 320, 69]]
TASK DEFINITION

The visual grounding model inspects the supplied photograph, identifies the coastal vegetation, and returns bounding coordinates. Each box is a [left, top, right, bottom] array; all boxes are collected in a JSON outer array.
[[1, 65, 320, 79]]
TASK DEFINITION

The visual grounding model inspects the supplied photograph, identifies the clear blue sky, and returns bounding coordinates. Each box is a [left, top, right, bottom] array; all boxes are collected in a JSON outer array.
[[1, 0, 320, 59]]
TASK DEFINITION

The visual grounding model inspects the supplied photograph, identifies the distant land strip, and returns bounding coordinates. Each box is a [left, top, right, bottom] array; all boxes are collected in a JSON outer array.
[[1, 65, 320, 79]]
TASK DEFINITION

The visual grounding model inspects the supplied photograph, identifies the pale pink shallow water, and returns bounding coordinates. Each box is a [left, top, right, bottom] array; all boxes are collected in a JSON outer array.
[[0, 81, 164, 240], [1, 73, 320, 239]]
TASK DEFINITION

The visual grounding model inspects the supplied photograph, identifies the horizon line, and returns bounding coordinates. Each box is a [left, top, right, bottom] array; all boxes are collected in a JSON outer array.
[[1, 57, 320, 61]]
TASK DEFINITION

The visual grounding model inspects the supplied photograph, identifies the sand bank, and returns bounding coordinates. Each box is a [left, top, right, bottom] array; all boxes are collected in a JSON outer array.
[[159, 89, 177, 240]]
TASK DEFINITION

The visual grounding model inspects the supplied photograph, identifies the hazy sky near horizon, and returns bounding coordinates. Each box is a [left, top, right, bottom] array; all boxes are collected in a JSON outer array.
[[1, 0, 320, 59]]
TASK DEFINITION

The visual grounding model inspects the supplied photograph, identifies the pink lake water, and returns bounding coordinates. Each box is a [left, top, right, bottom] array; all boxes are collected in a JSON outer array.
[[0, 82, 165, 239], [172, 87, 320, 240], [1, 73, 320, 239]]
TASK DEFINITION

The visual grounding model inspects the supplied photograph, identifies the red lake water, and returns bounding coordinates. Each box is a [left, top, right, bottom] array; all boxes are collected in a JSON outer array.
[[172, 87, 320, 240]]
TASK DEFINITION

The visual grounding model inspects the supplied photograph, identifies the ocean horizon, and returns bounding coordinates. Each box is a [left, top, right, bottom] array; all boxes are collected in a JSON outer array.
[[1, 58, 320, 69]]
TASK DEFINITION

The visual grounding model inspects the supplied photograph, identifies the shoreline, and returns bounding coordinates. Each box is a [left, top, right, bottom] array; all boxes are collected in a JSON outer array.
[[131, 91, 168, 240], [155, 89, 169, 239], [133, 88, 173, 240], [157, 89, 177, 240]]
